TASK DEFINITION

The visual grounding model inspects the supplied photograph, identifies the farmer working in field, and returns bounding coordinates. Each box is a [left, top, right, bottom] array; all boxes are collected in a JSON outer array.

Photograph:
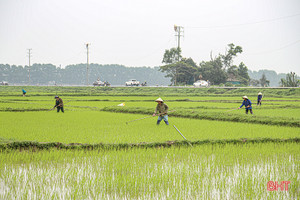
[[54, 96, 64, 113], [238, 96, 253, 114], [153, 98, 169, 125], [257, 92, 263, 106], [22, 89, 26, 97]]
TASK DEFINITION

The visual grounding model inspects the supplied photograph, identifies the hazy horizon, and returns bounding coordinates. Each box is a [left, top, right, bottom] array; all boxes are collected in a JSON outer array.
[[1, 0, 299, 75]]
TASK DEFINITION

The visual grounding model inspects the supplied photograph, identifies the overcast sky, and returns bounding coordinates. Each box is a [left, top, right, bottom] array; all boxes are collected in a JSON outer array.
[[0, 0, 299, 75]]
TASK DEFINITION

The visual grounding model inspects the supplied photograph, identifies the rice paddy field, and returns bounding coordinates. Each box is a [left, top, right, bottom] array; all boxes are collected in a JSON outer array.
[[0, 86, 299, 199]]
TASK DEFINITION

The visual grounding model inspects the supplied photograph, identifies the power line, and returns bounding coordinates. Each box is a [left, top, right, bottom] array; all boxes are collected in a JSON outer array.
[[247, 39, 300, 55], [53, 51, 84, 65], [187, 13, 300, 29], [134, 38, 173, 62]]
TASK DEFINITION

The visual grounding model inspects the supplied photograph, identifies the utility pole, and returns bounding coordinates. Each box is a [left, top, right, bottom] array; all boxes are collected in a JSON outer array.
[[86, 43, 90, 86], [173, 25, 184, 86], [174, 25, 184, 51], [27, 49, 32, 85]]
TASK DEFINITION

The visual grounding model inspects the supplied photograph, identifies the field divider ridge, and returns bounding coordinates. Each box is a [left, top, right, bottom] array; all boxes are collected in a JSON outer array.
[[0, 138, 299, 151], [101, 107, 300, 127]]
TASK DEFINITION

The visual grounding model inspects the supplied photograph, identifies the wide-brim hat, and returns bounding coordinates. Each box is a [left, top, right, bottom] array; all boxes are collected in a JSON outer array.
[[54, 96, 59, 99], [242, 96, 248, 99], [155, 97, 164, 102], [258, 92, 262, 95]]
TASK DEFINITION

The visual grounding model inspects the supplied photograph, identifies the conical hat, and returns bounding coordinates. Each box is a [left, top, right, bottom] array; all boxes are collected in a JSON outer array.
[[155, 97, 163, 102], [242, 96, 248, 99], [258, 92, 262, 95]]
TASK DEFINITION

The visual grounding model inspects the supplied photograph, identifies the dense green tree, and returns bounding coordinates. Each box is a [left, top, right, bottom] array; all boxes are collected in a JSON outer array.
[[176, 61, 198, 85], [159, 63, 178, 85], [280, 78, 286, 87], [227, 65, 238, 78], [159, 43, 249, 86], [160, 56, 199, 85], [198, 43, 245, 85], [162, 47, 182, 64], [160, 47, 182, 85], [237, 62, 250, 85], [199, 57, 227, 85], [180, 58, 199, 84], [221, 43, 243, 69], [260, 73, 270, 87], [280, 72, 300, 87], [226, 63, 250, 85], [160, 47, 189, 85]]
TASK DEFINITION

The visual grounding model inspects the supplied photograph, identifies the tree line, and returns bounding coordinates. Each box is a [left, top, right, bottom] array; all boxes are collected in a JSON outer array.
[[0, 64, 170, 86], [1, 43, 299, 87], [159, 43, 299, 87], [160, 43, 250, 85]]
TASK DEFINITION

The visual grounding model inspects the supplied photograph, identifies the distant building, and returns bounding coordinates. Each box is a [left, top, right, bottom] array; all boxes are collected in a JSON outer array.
[[226, 78, 241, 85]]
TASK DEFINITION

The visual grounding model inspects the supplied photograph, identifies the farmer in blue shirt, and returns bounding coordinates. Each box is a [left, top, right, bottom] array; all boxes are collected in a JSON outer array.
[[257, 92, 263, 106], [22, 89, 26, 96], [238, 96, 253, 114]]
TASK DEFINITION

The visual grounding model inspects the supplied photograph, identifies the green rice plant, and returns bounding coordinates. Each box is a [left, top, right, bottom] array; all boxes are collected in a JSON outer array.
[[0, 143, 299, 199], [0, 111, 299, 144], [0, 86, 299, 199], [1, 86, 300, 98], [102, 106, 300, 127]]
